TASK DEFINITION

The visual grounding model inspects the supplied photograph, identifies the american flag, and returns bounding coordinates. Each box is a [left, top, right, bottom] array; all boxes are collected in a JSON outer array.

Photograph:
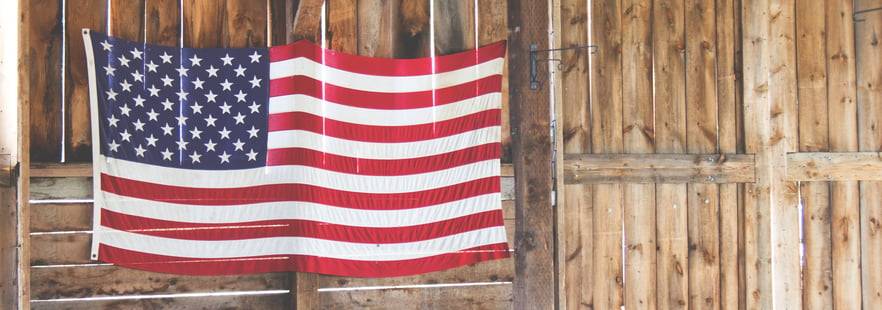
[[82, 29, 510, 277]]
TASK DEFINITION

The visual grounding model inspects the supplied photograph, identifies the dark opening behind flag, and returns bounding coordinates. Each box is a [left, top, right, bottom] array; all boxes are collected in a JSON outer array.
[[82, 29, 510, 277]]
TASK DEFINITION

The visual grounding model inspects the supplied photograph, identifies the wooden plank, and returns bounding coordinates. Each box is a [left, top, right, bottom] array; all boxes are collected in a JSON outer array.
[[108, 0, 145, 42], [64, 0, 106, 162], [590, 0, 624, 308], [557, 0, 591, 308], [225, 0, 268, 48], [326, 0, 358, 53], [685, 0, 721, 308], [795, 0, 832, 308], [30, 163, 91, 177], [507, 0, 554, 308], [433, 0, 475, 55], [0, 5, 18, 303], [291, 0, 323, 43], [30, 203, 92, 232], [714, 0, 741, 307], [357, 0, 399, 58], [399, 0, 430, 58], [182, 0, 225, 48], [13, 1, 32, 307], [652, 0, 688, 307], [31, 293, 290, 310], [320, 283, 512, 309], [30, 233, 92, 266], [27, 0, 64, 162], [29, 177, 92, 201], [856, 0, 882, 306], [144, 0, 180, 46], [320, 258, 513, 290], [564, 154, 755, 184], [788, 152, 882, 181], [268, 0, 292, 46], [621, 0, 655, 308], [477, 0, 511, 163], [825, 1, 862, 307], [30, 265, 289, 300]]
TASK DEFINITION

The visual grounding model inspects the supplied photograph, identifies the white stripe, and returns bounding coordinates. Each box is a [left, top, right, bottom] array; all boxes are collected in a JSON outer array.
[[269, 57, 505, 92], [267, 126, 500, 160], [268, 93, 501, 126], [100, 156, 500, 194], [100, 192, 502, 227], [97, 226, 508, 261]]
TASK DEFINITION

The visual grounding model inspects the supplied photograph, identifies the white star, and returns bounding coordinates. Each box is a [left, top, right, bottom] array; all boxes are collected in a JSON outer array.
[[188, 54, 203, 66], [160, 52, 173, 63], [189, 126, 203, 139], [108, 140, 120, 152], [249, 76, 262, 88], [107, 115, 120, 127], [134, 145, 147, 157], [120, 80, 133, 92], [175, 115, 188, 126], [132, 119, 146, 131], [218, 127, 232, 139], [218, 151, 231, 164], [233, 139, 245, 151], [130, 48, 143, 59], [146, 61, 159, 72], [220, 79, 234, 91], [103, 65, 116, 76], [100, 40, 113, 51], [146, 134, 158, 147], [191, 77, 205, 89], [248, 102, 261, 114], [161, 123, 175, 135], [161, 74, 174, 86], [176, 139, 189, 150], [106, 89, 119, 101], [176, 89, 189, 100], [205, 90, 217, 103], [119, 104, 131, 116], [146, 109, 159, 121], [204, 139, 217, 152], [247, 126, 260, 138], [204, 114, 218, 127], [148, 85, 160, 97], [249, 51, 261, 63], [161, 148, 174, 160], [233, 65, 246, 77], [176, 66, 189, 77], [206, 65, 219, 77], [131, 70, 144, 82], [133, 94, 146, 107], [120, 129, 132, 142], [221, 53, 234, 65], [117, 55, 131, 67], [246, 149, 259, 161], [190, 102, 204, 114], [233, 112, 246, 124], [161, 98, 175, 111], [234, 90, 247, 102], [219, 102, 232, 114], [189, 151, 202, 163]]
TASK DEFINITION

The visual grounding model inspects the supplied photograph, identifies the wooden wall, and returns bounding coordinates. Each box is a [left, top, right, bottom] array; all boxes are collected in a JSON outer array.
[[19, 0, 517, 309], [556, 0, 882, 309]]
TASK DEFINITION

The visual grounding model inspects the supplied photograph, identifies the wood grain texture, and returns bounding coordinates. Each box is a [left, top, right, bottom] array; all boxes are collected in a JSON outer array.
[[31, 293, 290, 310], [564, 154, 755, 184], [320, 283, 512, 309], [326, 0, 358, 53], [225, 0, 267, 48], [795, 0, 833, 308], [477, 0, 511, 164], [109, 0, 145, 42], [433, 0, 475, 55], [182, 0, 225, 48], [507, 0, 554, 308], [29, 203, 92, 232], [145, 0, 180, 46], [291, 0, 323, 43], [357, 0, 399, 58], [65, 0, 106, 162], [856, 0, 882, 306], [399, 0, 430, 58], [27, 0, 64, 162], [621, 0, 655, 308]]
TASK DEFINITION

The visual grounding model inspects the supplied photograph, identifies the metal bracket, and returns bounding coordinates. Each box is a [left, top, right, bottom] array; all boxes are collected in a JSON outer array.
[[854, 6, 882, 22], [530, 43, 597, 90]]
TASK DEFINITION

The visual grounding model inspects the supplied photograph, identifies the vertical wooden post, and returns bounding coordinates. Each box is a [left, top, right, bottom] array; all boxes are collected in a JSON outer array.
[[507, 0, 554, 309], [1, 1, 24, 308]]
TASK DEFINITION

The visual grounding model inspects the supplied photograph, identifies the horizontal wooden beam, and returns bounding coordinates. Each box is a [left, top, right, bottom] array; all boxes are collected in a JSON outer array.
[[564, 153, 756, 184], [0, 154, 10, 187], [787, 152, 882, 181]]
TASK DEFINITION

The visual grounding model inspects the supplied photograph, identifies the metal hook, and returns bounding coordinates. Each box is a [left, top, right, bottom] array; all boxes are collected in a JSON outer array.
[[854, 6, 882, 22], [529, 43, 597, 90]]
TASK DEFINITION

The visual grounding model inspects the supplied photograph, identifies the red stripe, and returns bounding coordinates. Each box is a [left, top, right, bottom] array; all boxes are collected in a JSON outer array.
[[100, 174, 500, 209], [269, 40, 506, 76], [99, 243, 510, 277], [267, 109, 500, 143], [266, 143, 499, 175], [268, 75, 502, 110], [101, 208, 504, 243]]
